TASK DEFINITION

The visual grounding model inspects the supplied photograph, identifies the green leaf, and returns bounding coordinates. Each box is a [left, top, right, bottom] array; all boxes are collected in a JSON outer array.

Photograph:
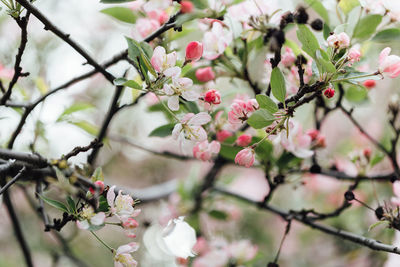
[[100, 7, 137, 24], [113, 77, 128, 85], [284, 40, 302, 56], [35, 77, 48, 95], [270, 68, 286, 103], [296, 24, 320, 59], [219, 144, 242, 161], [92, 167, 104, 181], [372, 28, 400, 43], [304, 0, 329, 24], [370, 152, 385, 167], [338, 0, 359, 15], [344, 85, 368, 103], [98, 195, 109, 212], [256, 95, 278, 113], [316, 50, 336, 74], [247, 109, 275, 129], [57, 103, 94, 122], [191, 0, 208, 9], [353, 15, 382, 40], [38, 194, 69, 213], [208, 210, 228, 220], [149, 123, 175, 137], [66, 196, 76, 214], [368, 220, 389, 232], [254, 137, 273, 161], [114, 78, 142, 90], [100, 0, 135, 3], [70, 120, 99, 136]]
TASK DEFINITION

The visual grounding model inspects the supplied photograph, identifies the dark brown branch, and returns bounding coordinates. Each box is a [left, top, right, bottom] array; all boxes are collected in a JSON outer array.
[[1, 13, 30, 104], [214, 187, 400, 255], [2, 190, 33, 267], [15, 0, 116, 83], [0, 166, 26, 195], [63, 139, 102, 161]]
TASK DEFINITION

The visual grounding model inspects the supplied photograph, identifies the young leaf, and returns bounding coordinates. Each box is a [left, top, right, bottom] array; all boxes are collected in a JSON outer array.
[[353, 15, 382, 40], [247, 109, 275, 129], [70, 120, 99, 136], [66, 196, 76, 214], [38, 194, 69, 213], [100, 7, 137, 24], [219, 144, 242, 161], [296, 24, 320, 59], [208, 210, 228, 220], [149, 123, 175, 137], [344, 85, 368, 103], [338, 0, 359, 15], [256, 95, 278, 113], [368, 220, 389, 232], [114, 77, 128, 85], [372, 28, 400, 43], [304, 0, 329, 24], [270, 68, 286, 103], [370, 152, 385, 167], [57, 103, 94, 122]]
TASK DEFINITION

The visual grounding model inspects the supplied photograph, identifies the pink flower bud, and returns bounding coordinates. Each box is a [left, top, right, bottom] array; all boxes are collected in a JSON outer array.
[[236, 134, 252, 147], [180, 1, 194, 13], [234, 148, 255, 168], [306, 129, 320, 141], [186, 41, 203, 62], [378, 47, 400, 78], [348, 47, 361, 63], [204, 89, 221, 105], [327, 32, 350, 49], [122, 218, 139, 229], [89, 180, 105, 194], [193, 140, 220, 161], [195, 67, 215, 82], [216, 130, 233, 142], [323, 87, 335, 98], [363, 148, 372, 159], [363, 79, 376, 89]]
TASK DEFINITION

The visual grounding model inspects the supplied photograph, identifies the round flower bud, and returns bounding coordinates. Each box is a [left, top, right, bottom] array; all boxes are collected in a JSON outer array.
[[186, 41, 203, 62], [324, 88, 335, 98]]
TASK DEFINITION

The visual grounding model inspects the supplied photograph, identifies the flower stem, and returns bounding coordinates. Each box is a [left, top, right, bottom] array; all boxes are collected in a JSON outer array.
[[331, 72, 379, 83], [156, 95, 180, 122], [90, 231, 114, 253]]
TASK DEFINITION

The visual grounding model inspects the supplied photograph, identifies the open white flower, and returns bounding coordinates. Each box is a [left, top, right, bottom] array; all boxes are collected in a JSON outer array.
[[114, 242, 139, 267], [151, 46, 181, 78], [76, 206, 105, 230], [162, 217, 197, 259], [107, 186, 140, 220], [163, 77, 198, 111], [172, 112, 211, 143]]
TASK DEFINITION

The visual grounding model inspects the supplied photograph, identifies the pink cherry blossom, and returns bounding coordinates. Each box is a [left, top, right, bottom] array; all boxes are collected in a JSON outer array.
[[114, 242, 139, 267], [236, 134, 252, 147], [196, 67, 215, 82], [202, 22, 232, 60], [151, 46, 181, 78], [272, 120, 313, 158], [327, 32, 350, 49], [163, 77, 198, 110], [186, 41, 204, 62], [378, 47, 400, 78], [281, 47, 296, 67], [228, 98, 258, 125], [193, 140, 221, 161], [235, 148, 255, 168], [348, 46, 361, 64]]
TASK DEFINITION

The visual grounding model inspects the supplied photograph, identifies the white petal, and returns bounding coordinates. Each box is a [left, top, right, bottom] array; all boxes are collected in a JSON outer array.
[[172, 123, 183, 140], [168, 96, 180, 111], [162, 217, 197, 259], [164, 66, 181, 78], [107, 185, 116, 209], [91, 212, 106, 226], [188, 112, 211, 126], [163, 84, 174, 95], [182, 90, 199, 101]]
